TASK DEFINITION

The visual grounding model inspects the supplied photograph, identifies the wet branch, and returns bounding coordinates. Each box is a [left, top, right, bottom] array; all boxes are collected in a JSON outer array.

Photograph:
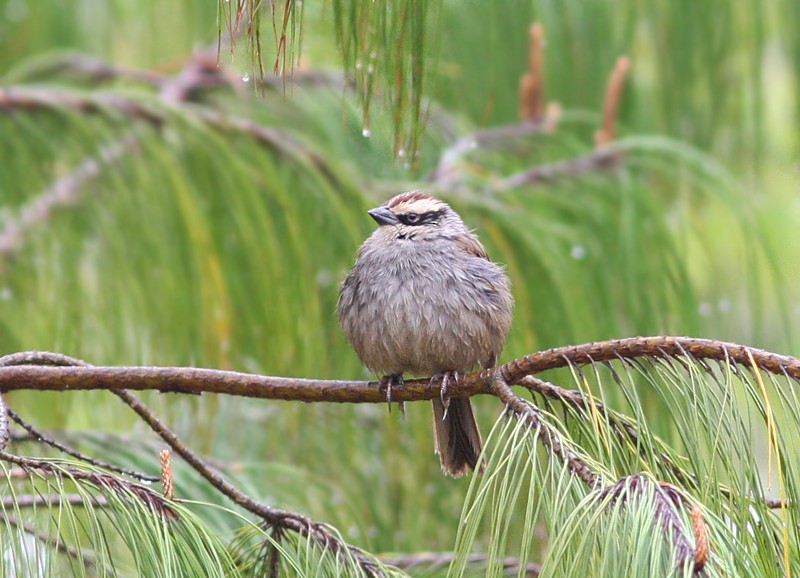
[[2, 513, 97, 568], [382, 551, 541, 576], [0, 393, 8, 451], [1, 337, 798, 403], [112, 389, 384, 576], [432, 24, 628, 193], [490, 372, 604, 489], [597, 475, 707, 576], [1, 493, 109, 509], [1, 335, 796, 575], [7, 407, 159, 482], [0, 350, 385, 577]]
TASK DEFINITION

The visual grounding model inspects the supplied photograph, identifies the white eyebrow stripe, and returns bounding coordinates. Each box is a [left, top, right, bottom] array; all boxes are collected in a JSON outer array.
[[394, 199, 445, 214]]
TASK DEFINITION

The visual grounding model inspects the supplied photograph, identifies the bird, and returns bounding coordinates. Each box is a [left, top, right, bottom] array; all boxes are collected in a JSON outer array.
[[337, 191, 513, 477]]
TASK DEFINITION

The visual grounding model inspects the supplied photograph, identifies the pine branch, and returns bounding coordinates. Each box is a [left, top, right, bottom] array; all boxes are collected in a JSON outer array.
[[381, 551, 541, 576], [490, 372, 604, 489], [1, 337, 798, 403], [0, 135, 138, 261], [0, 40, 343, 262], [1, 336, 796, 574], [0, 393, 8, 451], [1, 493, 108, 509], [499, 336, 800, 385], [0, 450, 176, 517], [432, 36, 628, 193], [112, 389, 385, 577], [6, 407, 159, 482], [2, 513, 97, 568], [486, 145, 622, 192], [0, 351, 387, 577], [520, 374, 691, 486], [597, 475, 704, 576]]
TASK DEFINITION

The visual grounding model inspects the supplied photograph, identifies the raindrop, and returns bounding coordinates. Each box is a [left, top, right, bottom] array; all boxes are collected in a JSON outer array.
[[242, 74, 251, 83], [698, 302, 713, 317], [316, 269, 333, 287], [718, 297, 731, 314], [355, 61, 364, 70], [367, 63, 374, 74], [0, 288, 11, 300], [570, 245, 586, 260], [362, 128, 371, 138], [397, 149, 406, 158]]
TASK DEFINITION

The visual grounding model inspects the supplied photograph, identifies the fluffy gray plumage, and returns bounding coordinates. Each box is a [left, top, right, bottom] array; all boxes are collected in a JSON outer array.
[[338, 191, 513, 477]]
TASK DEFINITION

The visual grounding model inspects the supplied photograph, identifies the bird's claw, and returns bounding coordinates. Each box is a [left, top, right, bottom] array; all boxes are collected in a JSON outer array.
[[431, 371, 459, 420], [379, 374, 404, 414]]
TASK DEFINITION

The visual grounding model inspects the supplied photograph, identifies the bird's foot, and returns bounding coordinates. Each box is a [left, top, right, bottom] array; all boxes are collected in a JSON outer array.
[[430, 371, 459, 420], [378, 374, 404, 414]]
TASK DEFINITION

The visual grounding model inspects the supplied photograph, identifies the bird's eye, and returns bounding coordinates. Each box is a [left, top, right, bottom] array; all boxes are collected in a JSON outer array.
[[405, 213, 420, 223]]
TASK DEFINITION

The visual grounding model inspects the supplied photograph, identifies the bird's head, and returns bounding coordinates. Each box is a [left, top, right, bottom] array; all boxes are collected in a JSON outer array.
[[367, 191, 467, 243]]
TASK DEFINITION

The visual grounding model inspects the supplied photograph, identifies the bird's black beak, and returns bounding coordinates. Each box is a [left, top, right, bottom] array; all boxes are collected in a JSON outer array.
[[368, 206, 399, 226]]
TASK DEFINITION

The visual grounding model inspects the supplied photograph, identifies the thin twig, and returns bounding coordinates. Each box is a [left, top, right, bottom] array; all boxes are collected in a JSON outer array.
[[763, 496, 787, 509], [0, 466, 31, 479], [1, 493, 108, 509], [0, 393, 8, 451], [0, 87, 341, 187], [381, 551, 541, 576], [2, 513, 97, 569], [30, 51, 345, 94], [7, 408, 159, 482], [0, 352, 162, 483], [519, 374, 691, 486], [18, 53, 165, 88], [487, 144, 622, 192], [429, 120, 554, 189], [490, 372, 603, 489], [0, 450, 175, 517], [0, 135, 138, 261], [111, 389, 384, 577], [1, 27, 241, 264], [500, 336, 800, 388], [159, 52, 233, 103], [597, 475, 697, 573]]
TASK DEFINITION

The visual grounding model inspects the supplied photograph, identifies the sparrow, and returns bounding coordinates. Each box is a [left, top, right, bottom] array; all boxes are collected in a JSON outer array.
[[337, 191, 513, 476]]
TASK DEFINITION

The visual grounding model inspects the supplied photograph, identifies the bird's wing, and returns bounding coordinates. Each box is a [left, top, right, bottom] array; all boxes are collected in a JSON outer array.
[[455, 233, 491, 261]]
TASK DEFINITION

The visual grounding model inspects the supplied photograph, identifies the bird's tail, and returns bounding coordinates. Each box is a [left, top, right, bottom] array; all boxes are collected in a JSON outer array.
[[431, 397, 484, 477]]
